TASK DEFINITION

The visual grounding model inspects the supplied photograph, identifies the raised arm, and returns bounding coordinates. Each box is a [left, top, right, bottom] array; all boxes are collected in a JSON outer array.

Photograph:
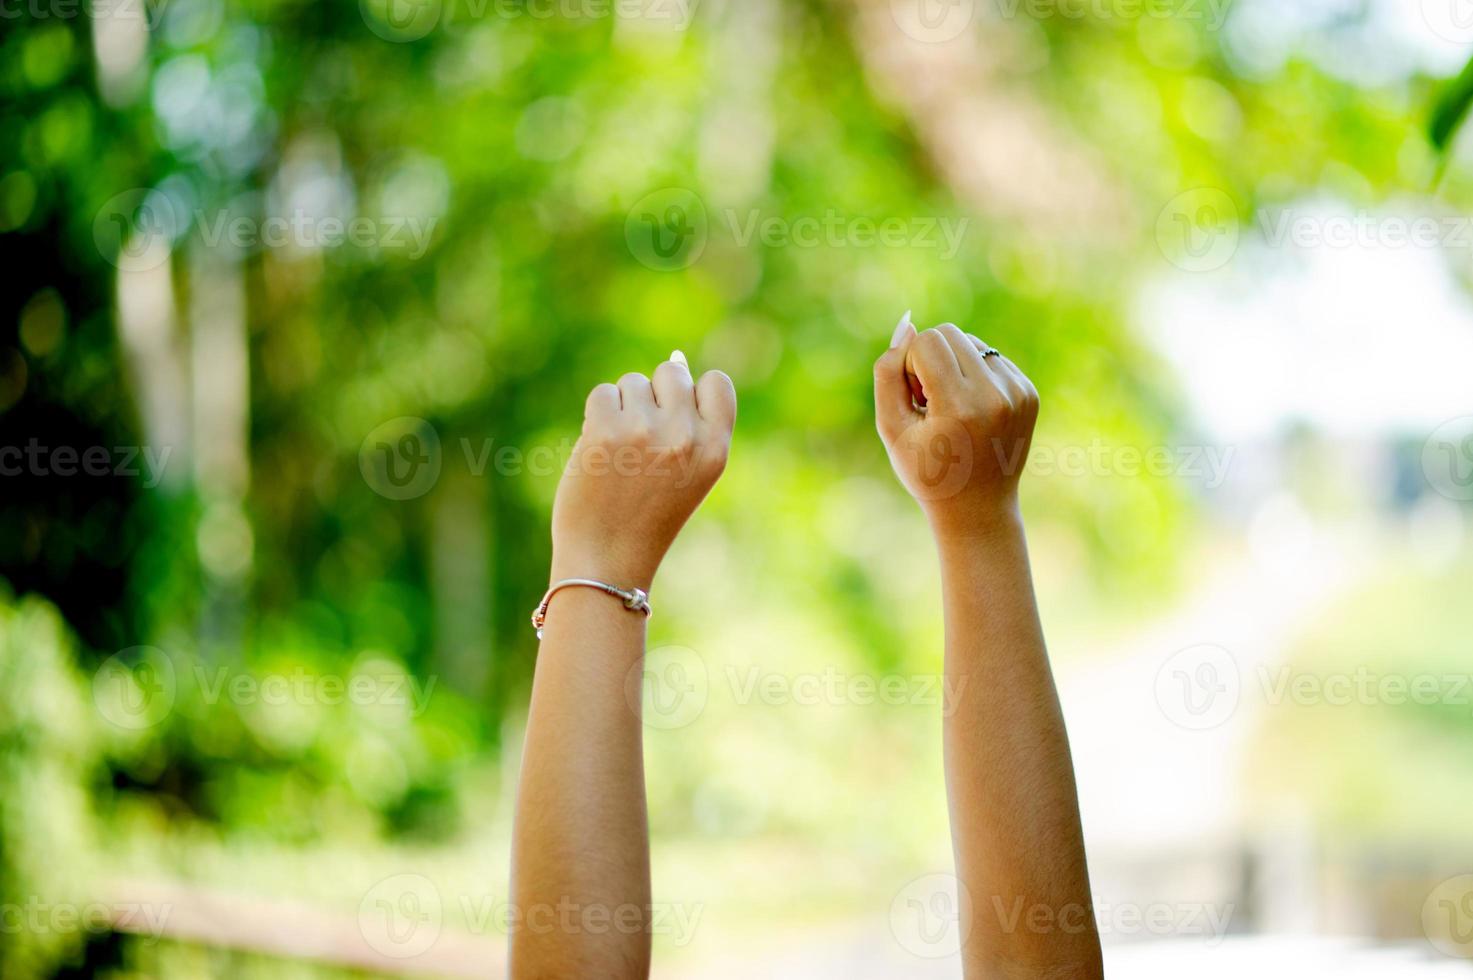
[[509, 352, 736, 978], [874, 316, 1102, 978]]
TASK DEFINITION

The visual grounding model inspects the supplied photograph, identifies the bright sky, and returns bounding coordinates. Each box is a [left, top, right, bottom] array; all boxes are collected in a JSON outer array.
[[1140, 200, 1473, 441], [1138, 1, 1473, 442], [1225, 0, 1473, 80]]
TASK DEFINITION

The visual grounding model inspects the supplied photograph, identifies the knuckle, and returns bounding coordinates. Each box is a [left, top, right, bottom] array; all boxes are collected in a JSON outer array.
[[624, 417, 652, 444], [589, 425, 620, 450], [703, 438, 731, 472], [913, 332, 945, 359], [668, 426, 697, 456], [965, 397, 1011, 428], [699, 370, 738, 403], [618, 372, 650, 388]]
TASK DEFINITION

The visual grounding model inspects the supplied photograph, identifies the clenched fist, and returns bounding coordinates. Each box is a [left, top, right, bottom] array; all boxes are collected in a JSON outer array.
[[551, 352, 737, 590], [874, 314, 1039, 535]]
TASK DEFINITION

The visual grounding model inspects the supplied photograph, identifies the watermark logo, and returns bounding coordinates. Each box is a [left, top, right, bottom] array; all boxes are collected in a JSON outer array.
[[1156, 188, 1239, 272], [93, 646, 177, 731], [625, 188, 708, 271], [627, 644, 708, 730], [1421, 0, 1473, 44], [890, 872, 973, 958], [1154, 643, 1239, 730], [1423, 416, 1473, 502], [360, 417, 443, 501], [1424, 875, 1473, 958], [359, 0, 442, 41], [93, 188, 180, 272], [898, 418, 974, 501], [359, 873, 443, 959], [890, 0, 975, 43]]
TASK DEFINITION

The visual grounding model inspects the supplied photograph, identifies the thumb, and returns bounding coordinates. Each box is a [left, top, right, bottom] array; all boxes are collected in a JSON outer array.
[[875, 311, 919, 443]]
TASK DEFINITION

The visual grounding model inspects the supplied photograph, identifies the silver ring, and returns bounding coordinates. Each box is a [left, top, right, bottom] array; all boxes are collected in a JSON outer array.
[[982, 347, 1002, 358]]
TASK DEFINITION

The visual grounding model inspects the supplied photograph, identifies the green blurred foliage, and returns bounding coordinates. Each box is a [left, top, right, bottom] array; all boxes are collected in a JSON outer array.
[[0, 592, 98, 978], [0, 0, 1466, 974]]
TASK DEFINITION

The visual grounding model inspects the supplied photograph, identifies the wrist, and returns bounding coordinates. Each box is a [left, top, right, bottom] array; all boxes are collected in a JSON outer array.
[[924, 492, 1024, 546], [550, 540, 661, 592]]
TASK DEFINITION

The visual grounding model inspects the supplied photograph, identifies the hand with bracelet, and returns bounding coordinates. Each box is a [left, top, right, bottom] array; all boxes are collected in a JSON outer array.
[[509, 350, 735, 976]]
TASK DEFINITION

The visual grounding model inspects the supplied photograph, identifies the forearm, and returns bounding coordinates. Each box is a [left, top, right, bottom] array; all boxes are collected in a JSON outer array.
[[508, 354, 733, 976], [934, 504, 1102, 978], [509, 584, 652, 977]]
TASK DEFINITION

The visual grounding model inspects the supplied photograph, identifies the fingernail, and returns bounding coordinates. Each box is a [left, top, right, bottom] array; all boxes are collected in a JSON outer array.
[[671, 349, 688, 367], [890, 310, 914, 349]]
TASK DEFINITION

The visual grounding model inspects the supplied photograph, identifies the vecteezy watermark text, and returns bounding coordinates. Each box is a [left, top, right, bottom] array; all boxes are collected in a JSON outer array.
[[0, 441, 173, 488], [723, 209, 971, 260], [1157, 191, 1473, 273], [623, 188, 972, 271], [360, 419, 729, 501], [359, 0, 699, 43], [724, 665, 969, 716], [989, 895, 1233, 944], [996, 438, 1236, 489], [93, 647, 437, 731], [1258, 665, 1473, 710], [194, 210, 438, 259], [1155, 644, 1473, 731], [357, 874, 703, 959], [0, 898, 172, 939], [94, 189, 440, 271], [994, 0, 1231, 28], [0, 0, 166, 24], [630, 647, 971, 731]]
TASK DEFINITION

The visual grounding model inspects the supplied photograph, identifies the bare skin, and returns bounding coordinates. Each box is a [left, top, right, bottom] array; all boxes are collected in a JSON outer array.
[[875, 315, 1104, 978], [510, 318, 1098, 978], [508, 352, 736, 978]]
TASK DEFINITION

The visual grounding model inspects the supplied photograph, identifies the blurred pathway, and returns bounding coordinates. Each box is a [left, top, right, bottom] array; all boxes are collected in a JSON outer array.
[[667, 521, 1390, 976], [1059, 523, 1377, 855]]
